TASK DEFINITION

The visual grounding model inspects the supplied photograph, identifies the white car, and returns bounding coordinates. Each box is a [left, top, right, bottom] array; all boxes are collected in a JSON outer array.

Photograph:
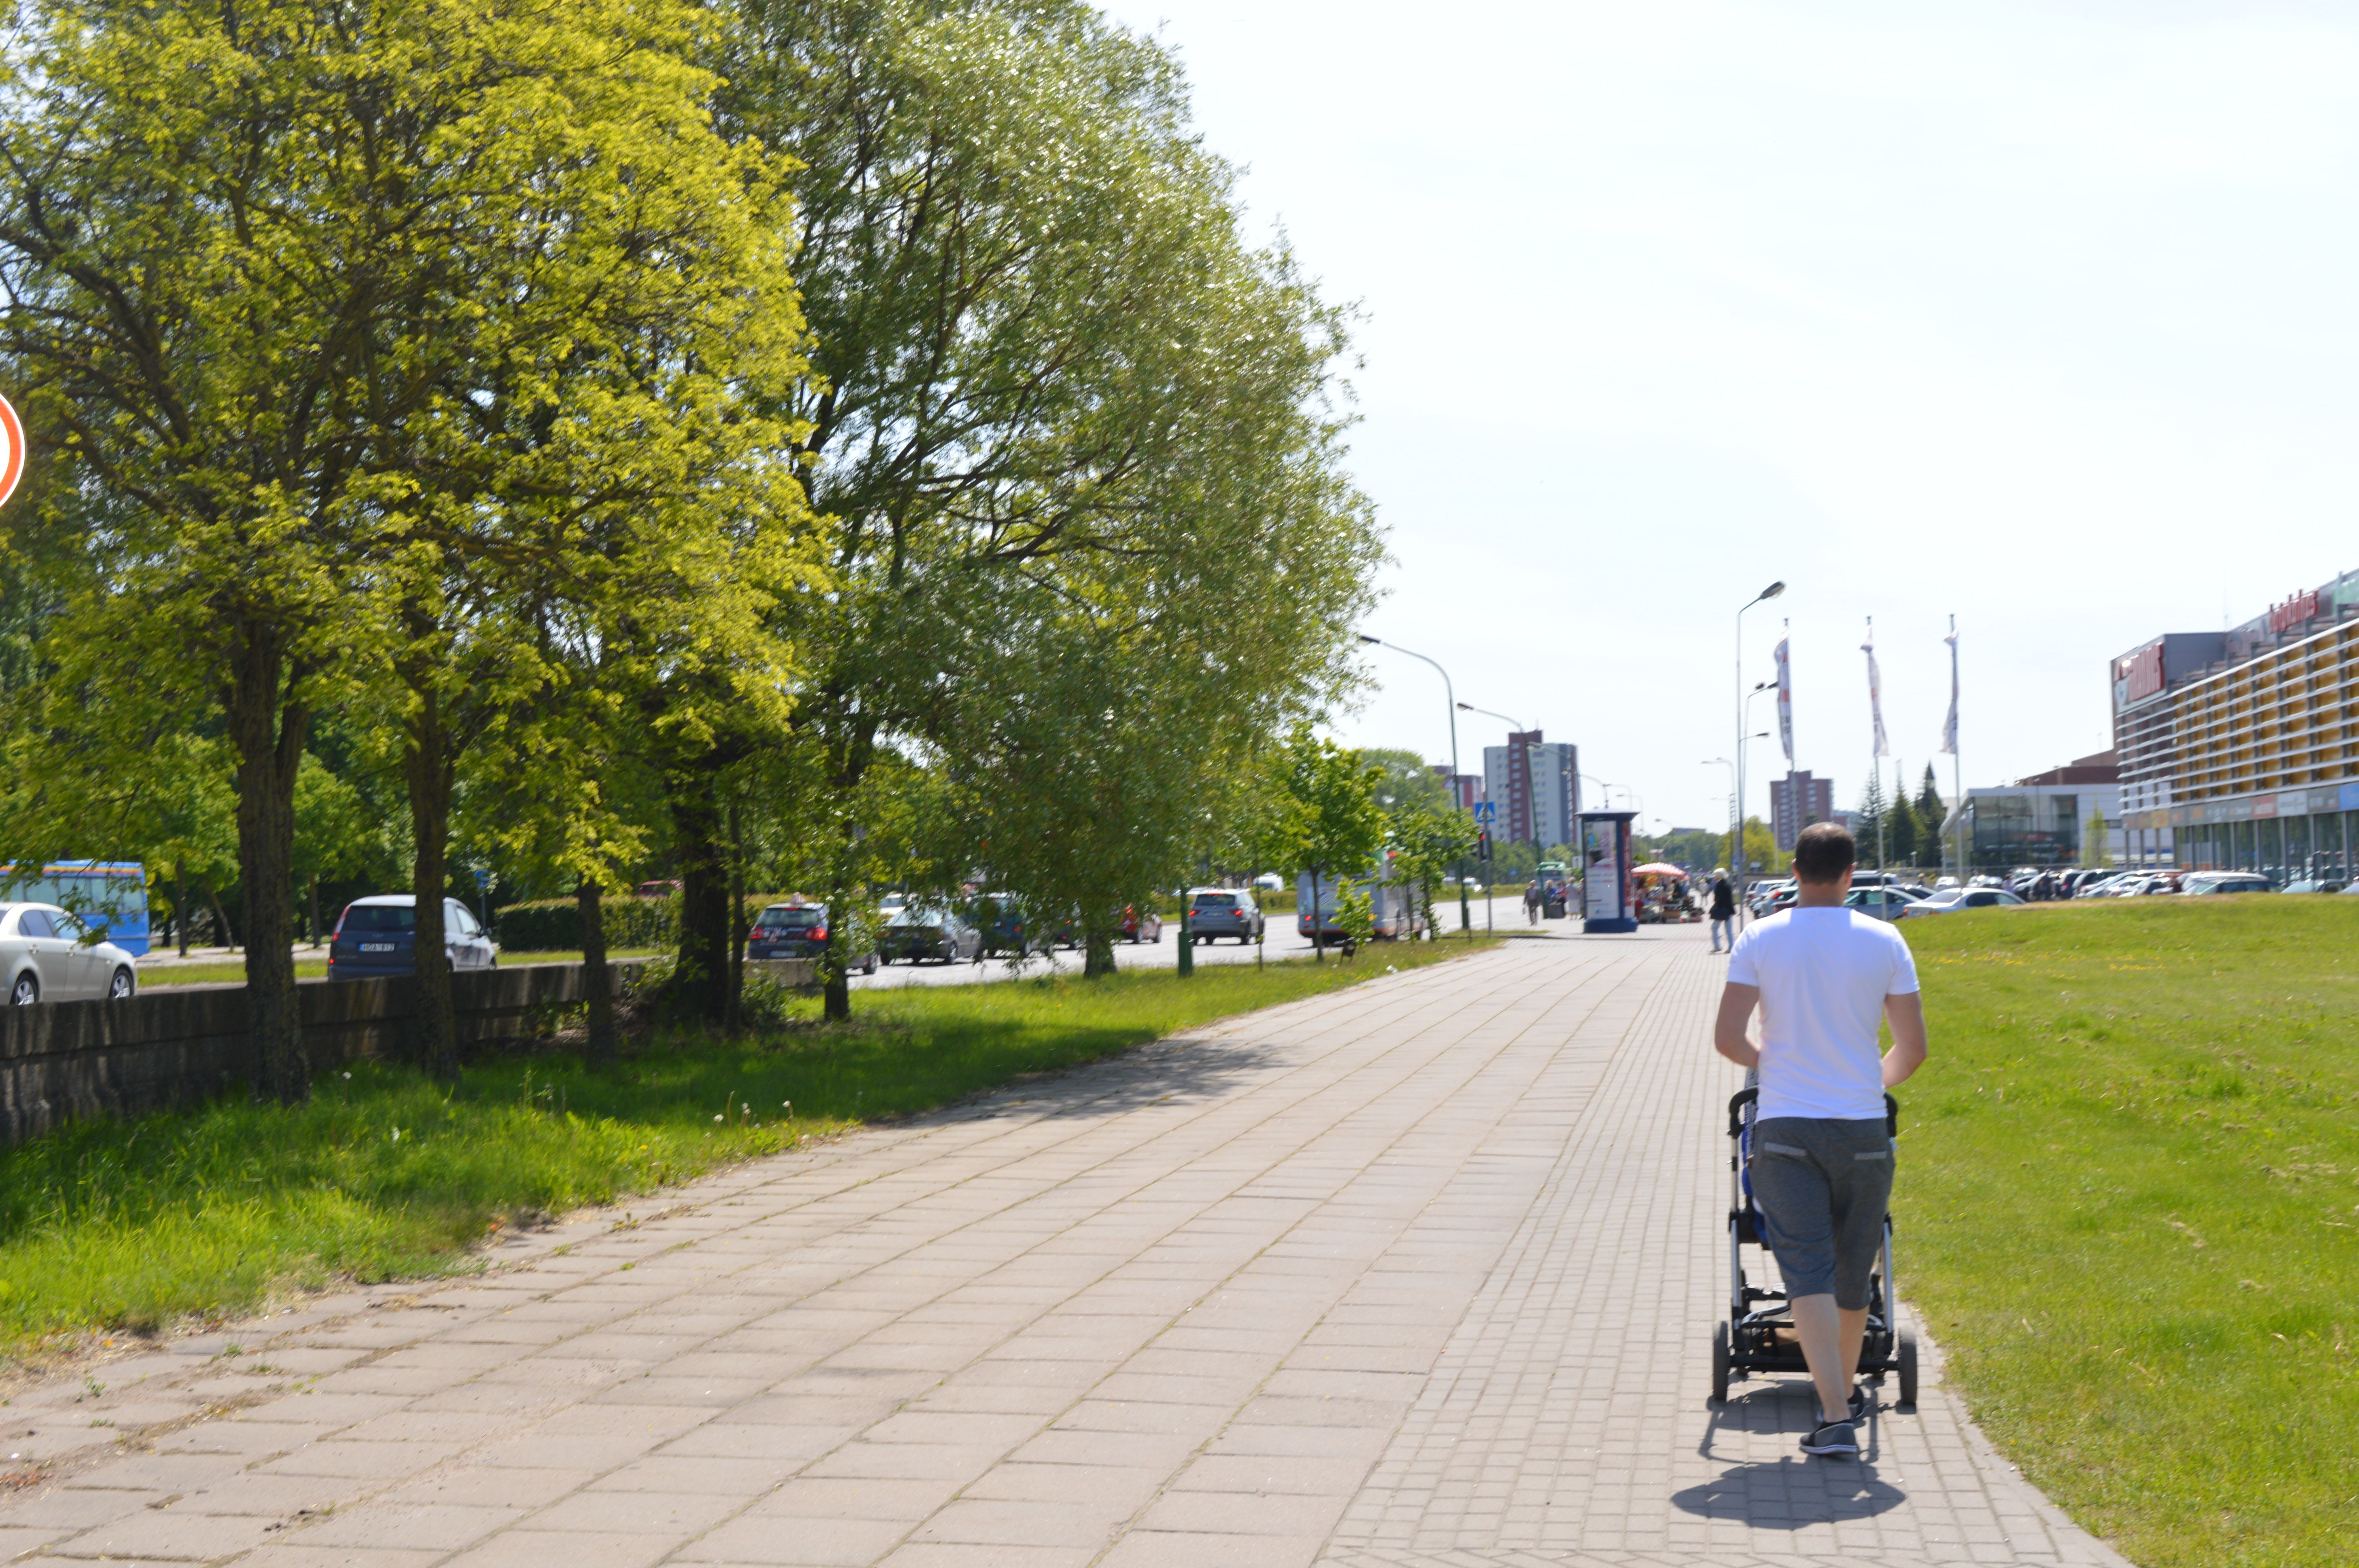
[[2, 902, 140, 1004], [1899, 887, 2025, 918]]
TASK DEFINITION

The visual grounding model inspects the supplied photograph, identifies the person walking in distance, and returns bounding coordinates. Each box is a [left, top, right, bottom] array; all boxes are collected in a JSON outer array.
[[1712, 822, 1928, 1459], [1709, 867, 1736, 953], [1523, 879, 1542, 926]]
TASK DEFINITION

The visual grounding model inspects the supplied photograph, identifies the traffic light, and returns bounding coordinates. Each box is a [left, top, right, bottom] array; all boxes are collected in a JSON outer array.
[[1477, 830, 1494, 863]]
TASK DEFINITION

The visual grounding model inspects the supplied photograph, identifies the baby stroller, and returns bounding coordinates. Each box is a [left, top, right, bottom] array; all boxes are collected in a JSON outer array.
[[1711, 1080, 1917, 1410]]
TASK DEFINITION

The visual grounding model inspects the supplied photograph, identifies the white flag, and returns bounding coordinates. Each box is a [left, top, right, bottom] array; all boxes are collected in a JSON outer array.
[[1774, 629, 1794, 766], [1862, 618, 1888, 759], [1939, 617, 1960, 756]]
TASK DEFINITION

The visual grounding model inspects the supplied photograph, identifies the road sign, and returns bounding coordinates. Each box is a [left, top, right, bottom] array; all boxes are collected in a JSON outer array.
[[1473, 801, 1496, 824], [0, 392, 23, 512]]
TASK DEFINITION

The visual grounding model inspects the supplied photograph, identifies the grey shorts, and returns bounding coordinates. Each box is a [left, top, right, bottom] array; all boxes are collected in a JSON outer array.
[[1749, 1116, 1892, 1310]]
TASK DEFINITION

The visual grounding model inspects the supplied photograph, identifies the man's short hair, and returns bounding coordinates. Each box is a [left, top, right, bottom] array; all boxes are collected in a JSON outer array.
[[1792, 822, 1856, 883]]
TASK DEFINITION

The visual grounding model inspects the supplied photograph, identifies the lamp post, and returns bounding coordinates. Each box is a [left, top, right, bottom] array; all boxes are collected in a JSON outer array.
[[1362, 634, 1472, 940], [1703, 759, 1735, 850], [1457, 697, 1537, 862], [1734, 582, 1787, 917], [1457, 702, 1527, 930]]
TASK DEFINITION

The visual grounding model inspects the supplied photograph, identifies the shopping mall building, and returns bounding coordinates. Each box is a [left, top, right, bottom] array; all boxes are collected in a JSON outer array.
[[2113, 567, 2359, 882]]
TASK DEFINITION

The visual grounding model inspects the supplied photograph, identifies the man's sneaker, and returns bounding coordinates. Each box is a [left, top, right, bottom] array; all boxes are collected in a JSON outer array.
[[1800, 1418, 1859, 1458]]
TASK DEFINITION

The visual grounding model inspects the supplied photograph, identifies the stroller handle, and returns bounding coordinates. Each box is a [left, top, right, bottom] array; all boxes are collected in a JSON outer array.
[[1728, 1087, 1900, 1139]]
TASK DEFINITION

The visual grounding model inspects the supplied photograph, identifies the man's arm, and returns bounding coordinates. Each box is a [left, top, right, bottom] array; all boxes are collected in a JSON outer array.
[[1882, 992, 1927, 1087], [1714, 982, 1761, 1070]]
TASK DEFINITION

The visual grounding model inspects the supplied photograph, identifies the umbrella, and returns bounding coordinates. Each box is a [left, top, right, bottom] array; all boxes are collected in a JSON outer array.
[[1631, 862, 1689, 878]]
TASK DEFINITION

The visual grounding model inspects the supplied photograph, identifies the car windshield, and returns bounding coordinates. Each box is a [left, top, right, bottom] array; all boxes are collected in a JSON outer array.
[[756, 907, 823, 929], [342, 904, 415, 933], [890, 906, 948, 926]]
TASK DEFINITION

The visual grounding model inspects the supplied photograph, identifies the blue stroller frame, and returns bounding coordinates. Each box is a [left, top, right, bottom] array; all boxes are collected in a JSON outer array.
[[1712, 1082, 1917, 1410]]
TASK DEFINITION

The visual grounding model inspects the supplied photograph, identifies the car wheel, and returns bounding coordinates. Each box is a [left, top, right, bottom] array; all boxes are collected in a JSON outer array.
[[108, 966, 135, 1000], [9, 972, 35, 1006]]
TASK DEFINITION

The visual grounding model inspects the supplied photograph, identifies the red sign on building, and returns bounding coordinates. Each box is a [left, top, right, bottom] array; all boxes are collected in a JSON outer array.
[[2116, 641, 2165, 702], [2268, 588, 2320, 636]]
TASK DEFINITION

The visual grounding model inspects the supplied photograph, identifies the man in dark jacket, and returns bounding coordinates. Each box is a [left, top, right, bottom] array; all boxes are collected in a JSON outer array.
[[1709, 868, 1736, 952]]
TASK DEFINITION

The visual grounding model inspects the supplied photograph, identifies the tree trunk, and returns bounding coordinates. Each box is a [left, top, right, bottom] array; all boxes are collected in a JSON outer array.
[[308, 873, 321, 948], [669, 769, 730, 1024], [404, 689, 458, 1080], [207, 884, 235, 949], [175, 859, 189, 957], [577, 876, 615, 1062], [1082, 907, 1117, 978], [224, 626, 307, 1104], [724, 802, 745, 1034], [822, 815, 856, 1022]]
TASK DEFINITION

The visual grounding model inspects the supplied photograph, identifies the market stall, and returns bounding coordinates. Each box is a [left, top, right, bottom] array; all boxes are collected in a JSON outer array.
[[1632, 862, 1697, 924]]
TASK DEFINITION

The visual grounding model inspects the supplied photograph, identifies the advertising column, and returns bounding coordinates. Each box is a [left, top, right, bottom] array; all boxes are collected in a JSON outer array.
[[1579, 810, 1637, 934]]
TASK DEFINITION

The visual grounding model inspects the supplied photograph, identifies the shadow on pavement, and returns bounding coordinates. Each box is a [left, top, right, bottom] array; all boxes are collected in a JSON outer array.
[[925, 1034, 1293, 1126], [1670, 1458, 1908, 1526], [1680, 1389, 1907, 1525]]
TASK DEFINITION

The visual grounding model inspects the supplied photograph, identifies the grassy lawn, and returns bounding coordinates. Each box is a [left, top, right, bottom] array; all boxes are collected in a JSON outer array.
[[0, 935, 1496, 1368], [1902, 897, 2359, 1568]]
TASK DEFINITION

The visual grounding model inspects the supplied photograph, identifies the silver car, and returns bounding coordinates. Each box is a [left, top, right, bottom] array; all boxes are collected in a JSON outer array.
[[2, 902, 139, 1004]]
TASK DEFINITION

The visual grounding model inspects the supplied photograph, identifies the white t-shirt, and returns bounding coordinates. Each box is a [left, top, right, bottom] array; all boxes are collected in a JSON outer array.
[[1727, 907, 1919, 1121]]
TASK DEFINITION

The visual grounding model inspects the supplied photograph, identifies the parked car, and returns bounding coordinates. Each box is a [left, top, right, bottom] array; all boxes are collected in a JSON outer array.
[[747, 903, 878, 974], [1, 902, 139, 1004], [1295, 870, 1423, 947], [633, 879, 681, 898], [1900, 887, 2026, 918], [1842, 887, 1918, 923], [1188, 888, 1264, 944], [880, 904, 981, 964], [2181, 873, 2273, 896], [2281, 877, 2346, 894], [1253, 873, 1286, 891], [1120, 905, 1164, 944], [328, 895, 497, 981], [970, 892, 1040, 956]]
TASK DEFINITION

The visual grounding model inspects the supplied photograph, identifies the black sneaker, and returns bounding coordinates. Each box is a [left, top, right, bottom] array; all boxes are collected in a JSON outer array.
[[1800, 1418, 1859, 1458]]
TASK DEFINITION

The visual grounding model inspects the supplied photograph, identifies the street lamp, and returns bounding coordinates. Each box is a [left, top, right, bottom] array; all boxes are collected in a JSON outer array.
[[1456, 700, 1538, 858], [1362, 634, 1473, 940], [1703, 759, 1735, 849], [1734, 581, 1786, 917]]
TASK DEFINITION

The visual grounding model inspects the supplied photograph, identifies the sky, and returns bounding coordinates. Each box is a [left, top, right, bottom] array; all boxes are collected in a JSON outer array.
[[1094, 0, 2359, 836]]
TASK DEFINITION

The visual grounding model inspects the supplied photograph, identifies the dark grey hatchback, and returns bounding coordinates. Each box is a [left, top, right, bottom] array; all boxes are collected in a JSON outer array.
[[328, 896, 497, 980], [747, 903, 878, 974]]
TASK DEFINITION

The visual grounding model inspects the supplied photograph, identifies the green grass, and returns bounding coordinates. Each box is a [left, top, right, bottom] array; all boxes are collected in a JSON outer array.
[[1901, 897, 2359, 1568], [0, 936, 1496, 1367]]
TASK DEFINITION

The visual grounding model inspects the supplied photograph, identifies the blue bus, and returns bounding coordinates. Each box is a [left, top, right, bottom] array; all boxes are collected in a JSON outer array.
[[0, 861, 151, 955]]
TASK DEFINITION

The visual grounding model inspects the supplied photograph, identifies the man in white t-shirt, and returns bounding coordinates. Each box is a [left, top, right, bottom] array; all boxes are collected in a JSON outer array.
[[1714, 821, 1928, 1459]]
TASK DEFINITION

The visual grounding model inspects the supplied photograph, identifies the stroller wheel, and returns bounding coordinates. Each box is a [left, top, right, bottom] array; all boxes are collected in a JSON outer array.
[[1710, 1320, 1731, 1405], [1897, 1330, 1919, 1412]]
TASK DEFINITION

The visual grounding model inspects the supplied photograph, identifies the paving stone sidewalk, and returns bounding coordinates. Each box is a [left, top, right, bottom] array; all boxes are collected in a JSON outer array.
[[0, 927, 2134, 1567]]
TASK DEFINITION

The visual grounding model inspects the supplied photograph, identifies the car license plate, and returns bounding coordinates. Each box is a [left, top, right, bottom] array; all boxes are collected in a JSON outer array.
[[360, 943, 395, 953]]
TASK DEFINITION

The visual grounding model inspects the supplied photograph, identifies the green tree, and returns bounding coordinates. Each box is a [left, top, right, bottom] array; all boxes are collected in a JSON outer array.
[[717, 0, 1380, 1014], [2083, 805, 2113, 868], [1916, 765, 1948, 869], [1268, 732, 1383, 962], [1856, 772, 1890, 868], [1385, 791, 1478, 940], [1887, 783, 1919, 869], [291, 753, 373, 946]]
